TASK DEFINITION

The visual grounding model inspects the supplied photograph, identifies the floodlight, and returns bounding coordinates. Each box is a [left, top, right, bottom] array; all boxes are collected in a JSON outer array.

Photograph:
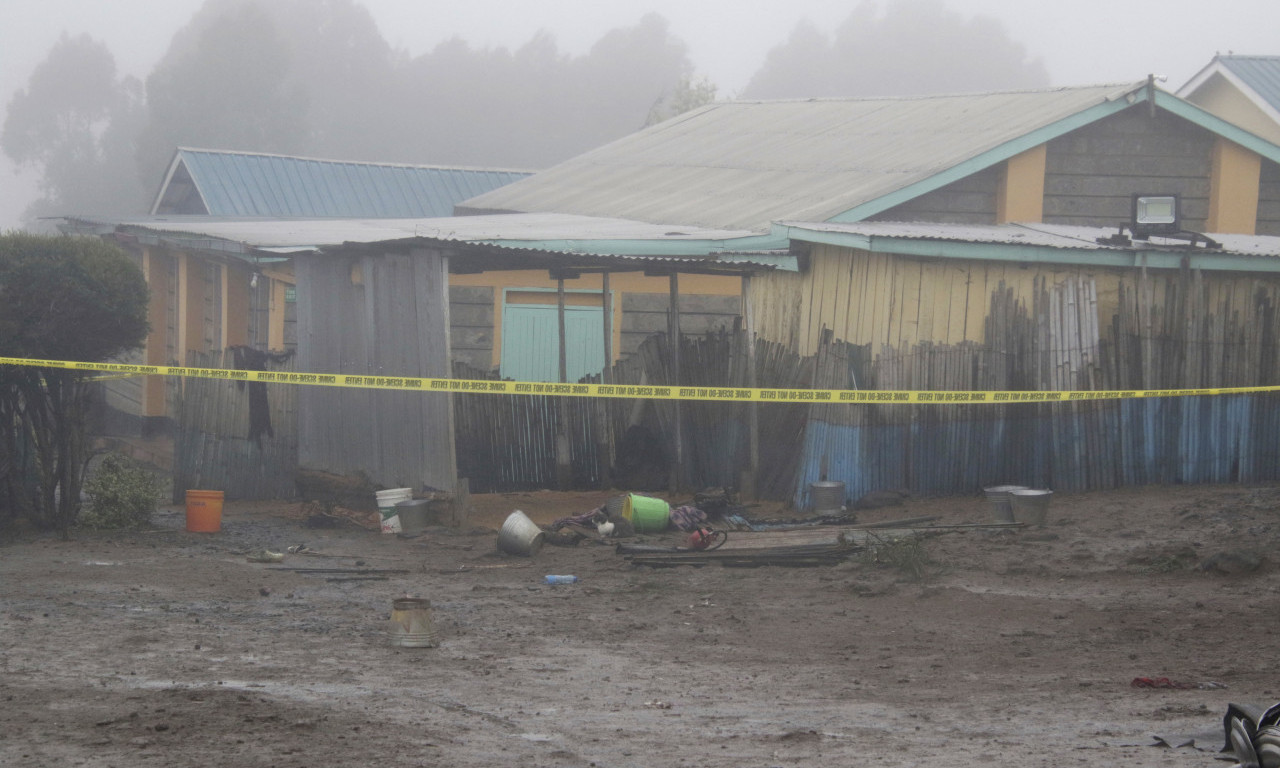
[[1131, 194, 1180, 237]]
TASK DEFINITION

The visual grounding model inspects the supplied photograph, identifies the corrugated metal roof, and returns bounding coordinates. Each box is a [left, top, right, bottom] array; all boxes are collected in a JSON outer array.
[[1216, 56, 1280, 114], [781, 220, 1280, 272], [460, 84, 1147, 232], [151, 148, 532, 218], [784, 220, 1280, 256], [63, 213, 780, 261]]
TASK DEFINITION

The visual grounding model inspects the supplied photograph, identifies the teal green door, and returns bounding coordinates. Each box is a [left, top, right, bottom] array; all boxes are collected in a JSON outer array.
[[500, 303, 605, 382]]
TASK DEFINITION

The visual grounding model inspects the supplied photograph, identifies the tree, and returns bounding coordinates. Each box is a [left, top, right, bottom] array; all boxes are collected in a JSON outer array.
[[0, 233, 149, 534], [1, 33, 147, 227], [645, 74, 719, 127], [390, 13, 701, 168], [263, 0, 400, 161], [136, 0, 310, 189], [8, 1, 710, 221], [744, 0, 1049, 99]]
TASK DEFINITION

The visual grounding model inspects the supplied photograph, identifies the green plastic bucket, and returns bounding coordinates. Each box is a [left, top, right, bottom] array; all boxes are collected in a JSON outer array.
[[624, 494, 670, 533]]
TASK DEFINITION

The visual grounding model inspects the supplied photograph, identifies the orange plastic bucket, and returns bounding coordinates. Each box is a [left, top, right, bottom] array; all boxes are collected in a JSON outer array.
[[185, 490, 224, 532]]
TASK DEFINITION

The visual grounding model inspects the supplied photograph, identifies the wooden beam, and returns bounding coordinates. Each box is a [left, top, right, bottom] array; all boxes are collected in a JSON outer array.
[[598, 271, 613, 489], [556, 277, 571, 489], [668, 272, 682, 493], [742, 274, 759, 501]]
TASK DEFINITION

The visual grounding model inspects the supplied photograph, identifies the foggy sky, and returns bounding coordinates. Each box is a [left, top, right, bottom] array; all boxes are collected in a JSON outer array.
[[4, 0, 1279, 230]]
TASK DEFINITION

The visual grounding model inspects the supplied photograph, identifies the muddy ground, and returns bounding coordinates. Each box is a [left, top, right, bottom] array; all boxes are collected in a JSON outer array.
[[2, 484, 1278, 767]]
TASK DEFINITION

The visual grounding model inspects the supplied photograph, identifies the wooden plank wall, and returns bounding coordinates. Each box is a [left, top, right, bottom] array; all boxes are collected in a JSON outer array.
[[296, 249, 457, 493], [172, 350, 297, 500], [754, 243, 1120, 357], [782, 245, 1280, 505]]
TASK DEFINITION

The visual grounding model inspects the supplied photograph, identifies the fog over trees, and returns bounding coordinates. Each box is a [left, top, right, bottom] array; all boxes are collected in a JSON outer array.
[[744, 0, 1050, 98], [1, 33, 147, 222], [3, 0, 1045, 228]]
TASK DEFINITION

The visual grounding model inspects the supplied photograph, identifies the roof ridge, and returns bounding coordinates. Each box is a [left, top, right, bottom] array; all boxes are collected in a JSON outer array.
[[175, 146, 536, 175], [719, 82, 1147, 106]]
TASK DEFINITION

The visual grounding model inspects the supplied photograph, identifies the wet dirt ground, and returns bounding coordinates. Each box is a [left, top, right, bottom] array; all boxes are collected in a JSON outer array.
[[2, 484, 1279, 767]]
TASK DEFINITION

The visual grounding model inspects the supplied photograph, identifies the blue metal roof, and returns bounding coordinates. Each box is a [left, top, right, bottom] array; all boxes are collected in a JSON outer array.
[[1217, 56, 1280, 114], [151, 148, 532, 218]]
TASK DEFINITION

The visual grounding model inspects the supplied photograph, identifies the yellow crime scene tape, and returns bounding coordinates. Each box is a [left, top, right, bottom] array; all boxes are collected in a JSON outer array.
[[3, 356, 1278, 404]]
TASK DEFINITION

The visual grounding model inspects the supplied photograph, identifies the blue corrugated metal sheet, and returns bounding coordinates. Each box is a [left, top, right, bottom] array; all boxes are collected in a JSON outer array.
[[154, 148, 531, 218], [794, 395, 1280, 508]]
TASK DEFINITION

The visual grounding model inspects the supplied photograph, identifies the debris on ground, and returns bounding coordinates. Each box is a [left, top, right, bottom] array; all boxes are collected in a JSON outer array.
[[1131, 677, 1227, 690]]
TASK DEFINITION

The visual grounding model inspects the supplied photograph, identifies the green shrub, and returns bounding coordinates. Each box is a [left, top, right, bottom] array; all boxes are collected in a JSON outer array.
[[860, 533, 942, 582], [80, 453, 161, 529]]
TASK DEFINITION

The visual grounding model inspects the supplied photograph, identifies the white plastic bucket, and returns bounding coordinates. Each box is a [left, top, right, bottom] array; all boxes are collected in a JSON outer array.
[[375, 488, 413, 533]]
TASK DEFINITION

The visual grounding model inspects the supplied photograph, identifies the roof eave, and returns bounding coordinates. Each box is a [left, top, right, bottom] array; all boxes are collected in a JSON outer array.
[[472, 231, 789, 257], [825, 86, 1145, 223], [1153, 90, 1280, 162], [781, 224, 1280, 273]]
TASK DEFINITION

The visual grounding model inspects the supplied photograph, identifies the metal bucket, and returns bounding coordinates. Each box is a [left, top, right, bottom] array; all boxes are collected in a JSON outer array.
[[810, 481, 846, 514], [497, 510, 545, 556], [388, 597, 436, 647], [1010, 489, 1053, 526], [983, 485, 1027, 523], [396, 499, 432, 534]]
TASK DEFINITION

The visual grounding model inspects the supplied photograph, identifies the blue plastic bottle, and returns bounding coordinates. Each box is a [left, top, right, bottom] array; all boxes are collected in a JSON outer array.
[[544, 575, 579, 584]]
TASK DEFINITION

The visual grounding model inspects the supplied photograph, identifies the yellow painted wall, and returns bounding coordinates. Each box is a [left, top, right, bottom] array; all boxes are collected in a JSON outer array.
[[175, 253, 207, 367], [1185, 75, 1280, 146], [451, 269, 742, 368], [1207, 138, 1261, 234], [142, 247, 170, 418], [262, 265, 295, 352], [996, 145, 1046, 223], [222, 262, 250, 347]]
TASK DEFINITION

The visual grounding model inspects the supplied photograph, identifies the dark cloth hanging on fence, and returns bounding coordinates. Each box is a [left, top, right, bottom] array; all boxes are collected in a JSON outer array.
[[230, 346, 295, 444]]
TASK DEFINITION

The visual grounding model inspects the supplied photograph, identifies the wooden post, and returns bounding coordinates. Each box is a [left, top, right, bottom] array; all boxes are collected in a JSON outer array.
[[668, 272, 682, 494], [742, 274, 759, 501], [597, 271, 613, 488], [556, 276, 572, 489]]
